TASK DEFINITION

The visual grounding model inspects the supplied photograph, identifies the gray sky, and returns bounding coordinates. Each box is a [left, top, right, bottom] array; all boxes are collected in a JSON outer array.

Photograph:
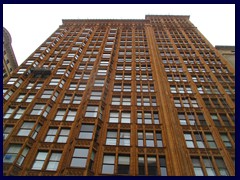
[[3, 4, 235, 65]]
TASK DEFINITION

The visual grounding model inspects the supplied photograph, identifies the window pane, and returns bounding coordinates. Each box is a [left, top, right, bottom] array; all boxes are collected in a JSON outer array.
[[70, 158, 87, 167], [79, 132, 93, 139], [46, 161, 59, 171], [103, 155, 115, 164], [194, 168, 204, 176], [32, 160, 44, 170], [102, 164, 114, 174]]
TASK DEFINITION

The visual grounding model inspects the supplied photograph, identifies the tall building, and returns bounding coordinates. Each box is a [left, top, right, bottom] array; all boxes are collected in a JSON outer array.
[[3, 27, 18, 81], [3, 15, 235, 176], [215, 46, 235, 69]]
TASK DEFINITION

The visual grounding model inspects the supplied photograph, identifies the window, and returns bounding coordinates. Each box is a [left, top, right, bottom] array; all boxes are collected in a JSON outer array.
[[4, 144, 22, 163], [79, 124, 94, 139], [45, 128, 58, 142], [192, 157, 204, 176], [138, 131, 162, 147], [159, 157, 167, 176], [148, 156, 157, 175], [49, 78, 65, 88], [122, 97, 131, 105], [63, 147, 85, 168], [85, 106, 99, 118], [215, 158, 229, 176], [203, 158, 216, 176], [113, 84, 121, 91], [111, 97, 120, 105], [109, 111, 130, 123], [220, 114, 232, 126], [62, 95, 72, 104], [174, 98, 181, 107], [7, 78, 18, 86], [194, 133, 205, 148], [184, 133, 194, 148], [7, 78, 23, 87], [178, 113, 187, 125], [69, 83, 77, 90], [41, 90, 59, 101], [146, 132, 154, 147], [25, 94, 35, 102], [3, 144, 29, 166], [138, 156, 145, 175], [137, 111, 159, 124], [36, 82, 43, 89], [14, 108, 26, 119], [73, 95, 82, 104], [220, 133, 232, 148], [119, 131, 130, 146], [30, 104, 51, 118], [57, 128, 70, 143], [102, 155, 115, 174], [90, 91, 102, 100], [109, 111, 119, 123], [4, 90, 13, 100], [137, 132, 144, 146], [54, 109, 76, 121], [106, 131, 117, 145], [188, 114, 196, 125], [66, 110, 77, 121], [32, 151, 62, 171], [17, 68, 27, 74], [17, 122, 35, 136], [4, 126, 14, 140], [198, 113, 207, 126], [156, 132, 163, 147], [94, 80, 105, 87], [16, 94, 25, 102], [46, 152, 62, 171], [4, 108, 15, 119], [205, 133, 217, 149], [211, 114, 221, 126], [117, 156, 130, 175], [174, 97, 198, 108], [78, 84, 86, 91], [121, 112, 131, 123]]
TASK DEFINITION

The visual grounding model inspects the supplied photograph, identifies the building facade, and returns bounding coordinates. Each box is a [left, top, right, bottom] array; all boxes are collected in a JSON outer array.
[[3, 15, 235, 176], [3, 27, 18, 81], [215, 46, 235, 69]]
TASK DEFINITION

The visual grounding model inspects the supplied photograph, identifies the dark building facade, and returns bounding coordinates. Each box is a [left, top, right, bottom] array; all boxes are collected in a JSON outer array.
[[3, 27, 18, 81], [3, 15, 235, 176]]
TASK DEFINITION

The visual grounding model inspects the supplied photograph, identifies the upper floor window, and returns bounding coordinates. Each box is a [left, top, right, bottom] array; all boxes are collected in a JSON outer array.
[[70, 148, 89, 168], [44, 127, 70, 143], [54, 109, 77, 122], [32, 151, 62, 171], [3, 126, 14, 140], [30, 104, 51, 118], [3, 144, 30, 166]]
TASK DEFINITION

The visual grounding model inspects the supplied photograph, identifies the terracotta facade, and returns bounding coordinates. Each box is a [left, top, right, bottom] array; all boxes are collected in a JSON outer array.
[[3, 15, 235, 176]]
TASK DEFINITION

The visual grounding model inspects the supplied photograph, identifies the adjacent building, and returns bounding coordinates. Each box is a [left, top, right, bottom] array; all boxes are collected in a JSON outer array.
[[3, 15, 235, 176], [3, 27, 18, 81], [215, 46, 235, 69]]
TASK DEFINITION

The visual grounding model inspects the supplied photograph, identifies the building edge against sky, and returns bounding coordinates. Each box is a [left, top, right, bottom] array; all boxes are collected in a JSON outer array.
[[215, 46, 235, 70], [3, 15, 235, 176], [3, 27, 18, 81]]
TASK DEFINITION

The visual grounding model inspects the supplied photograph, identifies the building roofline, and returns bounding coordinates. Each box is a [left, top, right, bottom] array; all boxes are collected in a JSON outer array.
[[62, 15, 190, 24], [62, 19, 147, 24], [145, 15, 190, 19]]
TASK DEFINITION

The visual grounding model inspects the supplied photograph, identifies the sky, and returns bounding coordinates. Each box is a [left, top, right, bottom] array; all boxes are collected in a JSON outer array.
[[3, 4, 235, 65]]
